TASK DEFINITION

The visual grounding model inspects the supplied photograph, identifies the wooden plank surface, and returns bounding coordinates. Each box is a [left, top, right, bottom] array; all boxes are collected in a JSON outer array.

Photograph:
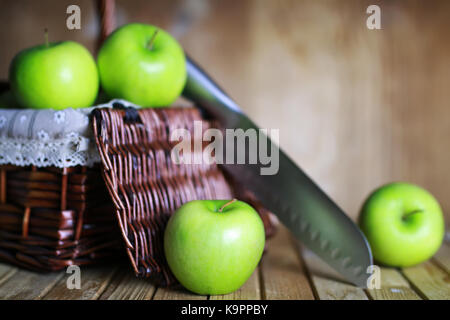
[[301, 249, 368, 300], [367, 268, 421, 300], [152, 285, 207, 300], [0, 264, 17, 287], [210, 268, 261, 300], [402, 261, 450, 300], [0, 268, 63, 300], [260, 227, 314, 300], [100, 269, 156, 300], [43, 265, 117, 300], [310, 277, 368, 300], [433, 243, 450, 273], [0, 238, 448, 299]]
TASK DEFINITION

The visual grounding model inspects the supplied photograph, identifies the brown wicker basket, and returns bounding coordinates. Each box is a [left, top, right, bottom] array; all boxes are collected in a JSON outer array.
[[0, 101, 275, 283], [0, 164, 121, 271]]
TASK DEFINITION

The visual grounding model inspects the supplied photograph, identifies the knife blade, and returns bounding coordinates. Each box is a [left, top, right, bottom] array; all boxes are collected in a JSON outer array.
[[182, 56, 373, 287]]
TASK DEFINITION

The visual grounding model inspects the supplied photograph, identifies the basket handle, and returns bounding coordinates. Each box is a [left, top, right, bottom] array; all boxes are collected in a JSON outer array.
[[96, 0, 116, 50]]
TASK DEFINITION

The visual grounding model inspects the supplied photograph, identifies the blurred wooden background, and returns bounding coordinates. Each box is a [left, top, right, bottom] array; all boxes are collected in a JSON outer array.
[[0, 0, 449, 221]]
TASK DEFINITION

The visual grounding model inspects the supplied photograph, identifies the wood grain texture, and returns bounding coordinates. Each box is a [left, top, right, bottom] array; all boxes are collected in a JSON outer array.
[[210, 268, 261, 300], [152, 285, 207, 300], [260, 227, 314, 300], [0, 264, 17, 287], [402, 261, 450, 300], [100, 270, 156, 300], [301, 249, 368, 300], [42, 265, 117, 300], [175, 0, 450, 222], [367, 268, 421, 300], [311, 277, 368, 300], [0, 269, 63, 300], [433, 243, 450, 274]]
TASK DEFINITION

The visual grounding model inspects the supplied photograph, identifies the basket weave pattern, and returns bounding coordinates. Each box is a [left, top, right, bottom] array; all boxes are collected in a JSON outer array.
[[0, 165, 121, 271]]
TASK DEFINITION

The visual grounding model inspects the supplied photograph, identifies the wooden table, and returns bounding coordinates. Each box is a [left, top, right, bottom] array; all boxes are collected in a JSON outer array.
[[0, 227, 448, 300]]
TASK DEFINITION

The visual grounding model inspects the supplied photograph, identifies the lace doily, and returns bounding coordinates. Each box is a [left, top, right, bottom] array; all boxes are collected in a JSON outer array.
[[0, 99, 139, 168]]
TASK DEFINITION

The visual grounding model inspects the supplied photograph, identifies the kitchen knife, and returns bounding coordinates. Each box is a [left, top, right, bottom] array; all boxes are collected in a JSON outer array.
[[182, 56, 373, 287]]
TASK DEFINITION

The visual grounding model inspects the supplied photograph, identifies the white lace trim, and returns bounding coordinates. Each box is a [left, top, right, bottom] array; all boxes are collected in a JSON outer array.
[[0, 136, 101, 168], [0, 99, 139, 168]]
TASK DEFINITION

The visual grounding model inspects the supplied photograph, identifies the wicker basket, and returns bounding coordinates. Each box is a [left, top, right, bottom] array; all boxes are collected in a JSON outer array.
[[0, 99, 275, 284], [0, 164, 121, 271]]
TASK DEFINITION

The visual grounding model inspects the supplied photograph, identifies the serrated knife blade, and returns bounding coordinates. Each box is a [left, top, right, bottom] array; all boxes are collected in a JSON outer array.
[[182, 56, 373, 287]]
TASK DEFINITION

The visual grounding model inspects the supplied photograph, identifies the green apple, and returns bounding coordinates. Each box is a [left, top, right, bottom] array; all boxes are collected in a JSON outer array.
[[97, 23, 186, 107], [164, 199, 265, 295], [9, 41, 99, 110], [359, 182, 445, 267]]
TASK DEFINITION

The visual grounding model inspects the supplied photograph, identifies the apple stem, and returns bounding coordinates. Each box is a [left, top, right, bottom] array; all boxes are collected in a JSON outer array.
[[147, 29, 159, 50], [218, 199, 237, 213], [402, 209, 423, 221], [44, 28, 49, 47]]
